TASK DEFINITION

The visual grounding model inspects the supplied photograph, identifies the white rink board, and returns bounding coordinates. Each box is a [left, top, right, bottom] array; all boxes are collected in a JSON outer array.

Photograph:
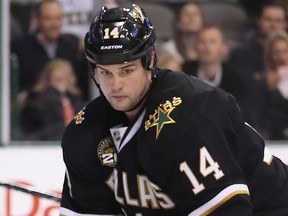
[[0, 144, 287, 216], [0, 146, 64, 216], [267, 143, 288, 165]]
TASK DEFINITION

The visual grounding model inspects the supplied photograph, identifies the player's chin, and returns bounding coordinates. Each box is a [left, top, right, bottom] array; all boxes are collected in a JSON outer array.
[[110, 101, 130, 112]]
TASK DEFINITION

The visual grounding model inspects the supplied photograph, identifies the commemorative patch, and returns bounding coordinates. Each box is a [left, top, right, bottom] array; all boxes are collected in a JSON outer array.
[[97, 137, 117, 167]]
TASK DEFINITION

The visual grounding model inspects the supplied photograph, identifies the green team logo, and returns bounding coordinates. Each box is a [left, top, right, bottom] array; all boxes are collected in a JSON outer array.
[[97, 137, 117, 167], [145, 97, 182, 139]]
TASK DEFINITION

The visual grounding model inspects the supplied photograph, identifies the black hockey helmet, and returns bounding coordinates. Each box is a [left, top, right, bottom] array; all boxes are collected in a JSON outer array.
[[84, 4, 156, 68]]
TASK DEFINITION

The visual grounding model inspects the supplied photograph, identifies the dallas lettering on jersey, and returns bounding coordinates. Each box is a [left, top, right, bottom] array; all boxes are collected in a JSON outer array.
[[106, 169, 175, 209]]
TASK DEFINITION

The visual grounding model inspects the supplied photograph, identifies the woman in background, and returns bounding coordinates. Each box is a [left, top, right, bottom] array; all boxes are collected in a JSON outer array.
[[160, 2, 204, 63], [19, 58, 85, 141], [257, 31, 288, 140]]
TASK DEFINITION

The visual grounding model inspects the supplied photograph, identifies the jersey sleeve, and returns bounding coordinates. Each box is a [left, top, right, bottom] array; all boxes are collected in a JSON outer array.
[[60, 98, 124, 215], [140, 88, 254, 215], [60, 167, 122, 216]]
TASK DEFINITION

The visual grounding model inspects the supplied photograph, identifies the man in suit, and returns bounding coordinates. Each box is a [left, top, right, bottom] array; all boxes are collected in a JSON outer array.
[[183, 25, 243, 101], [11, 0, 89, 99]]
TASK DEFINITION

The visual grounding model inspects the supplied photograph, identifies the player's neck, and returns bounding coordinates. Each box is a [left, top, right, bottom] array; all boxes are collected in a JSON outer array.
[[125, 110, 138, 122], [125, 103, 144, 122], [124, 96, 148, 122]]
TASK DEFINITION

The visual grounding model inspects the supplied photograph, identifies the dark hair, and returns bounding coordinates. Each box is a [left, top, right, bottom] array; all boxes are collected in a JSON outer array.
[[258, 2, 288, 21], [33, 0, 61, 17]]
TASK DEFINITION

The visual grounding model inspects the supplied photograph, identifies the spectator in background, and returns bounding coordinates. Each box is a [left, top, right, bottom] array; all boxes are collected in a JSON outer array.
[[11, 0, 90, 100], [157, 53, 182, 72], [104, 0, 119, 9], [59, 0, 119, 39], [228, 2, 288, 129], [183, 26, 243, 101], [19, 59, 85, 141], [238, 0, 274, 27], [160, 2, 204, 63], [257, 31, 288, 140]]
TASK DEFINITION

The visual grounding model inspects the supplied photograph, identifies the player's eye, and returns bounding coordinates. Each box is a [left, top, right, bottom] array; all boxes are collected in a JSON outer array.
[[100, 70, 111, 76], [125, 69, 133, 74], [121, 69, 134, 75]]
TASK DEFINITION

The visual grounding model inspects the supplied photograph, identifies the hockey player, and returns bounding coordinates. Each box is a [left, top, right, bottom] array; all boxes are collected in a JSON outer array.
[[60, 4, 288, 216]]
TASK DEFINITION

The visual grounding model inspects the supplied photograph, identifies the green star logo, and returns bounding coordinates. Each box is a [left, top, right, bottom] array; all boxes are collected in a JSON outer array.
[[150, 106, 176, 139]]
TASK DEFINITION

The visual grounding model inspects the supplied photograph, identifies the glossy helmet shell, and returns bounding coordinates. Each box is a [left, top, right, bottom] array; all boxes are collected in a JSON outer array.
[[85, 4, 156, 66]]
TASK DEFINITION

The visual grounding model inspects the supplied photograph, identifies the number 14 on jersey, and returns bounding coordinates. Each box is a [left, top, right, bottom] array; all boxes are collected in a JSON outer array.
[[180, 146, 224, 194]]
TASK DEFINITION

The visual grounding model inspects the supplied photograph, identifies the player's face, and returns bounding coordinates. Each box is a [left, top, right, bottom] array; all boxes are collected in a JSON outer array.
[[96, 59, 152, 118]]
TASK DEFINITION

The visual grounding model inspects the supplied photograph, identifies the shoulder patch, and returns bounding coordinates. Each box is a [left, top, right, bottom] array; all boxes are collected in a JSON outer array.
[[145, 97, 182, 139], [74, 107, 85, 125]]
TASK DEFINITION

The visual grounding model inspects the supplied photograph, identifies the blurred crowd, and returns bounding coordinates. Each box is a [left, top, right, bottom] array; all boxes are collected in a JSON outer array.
[[9, 0, 288, 141]]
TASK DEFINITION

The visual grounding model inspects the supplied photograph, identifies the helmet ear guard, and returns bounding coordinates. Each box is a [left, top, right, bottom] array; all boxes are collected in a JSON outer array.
[[141, 49, 157, 71]]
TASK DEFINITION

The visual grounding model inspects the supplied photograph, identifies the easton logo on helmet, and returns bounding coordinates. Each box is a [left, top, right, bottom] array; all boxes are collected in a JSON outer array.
[[101, 45, 123, 50]]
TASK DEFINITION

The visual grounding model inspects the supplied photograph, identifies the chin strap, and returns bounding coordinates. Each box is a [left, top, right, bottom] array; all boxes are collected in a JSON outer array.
[[90, 64, 104, 96]]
